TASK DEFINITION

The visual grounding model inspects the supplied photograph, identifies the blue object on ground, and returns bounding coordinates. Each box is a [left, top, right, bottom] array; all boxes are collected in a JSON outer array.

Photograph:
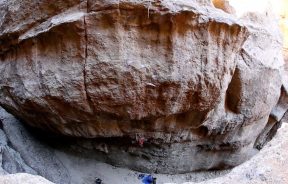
[[141, 174, 154, 184]]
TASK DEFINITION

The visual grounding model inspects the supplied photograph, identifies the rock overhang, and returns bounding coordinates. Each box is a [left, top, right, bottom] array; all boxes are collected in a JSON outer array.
[[0, 0, 286, 173]]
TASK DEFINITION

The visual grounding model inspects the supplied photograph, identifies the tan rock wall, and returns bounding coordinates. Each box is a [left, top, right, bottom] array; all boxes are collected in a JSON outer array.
[[0, 0, 286, 173]]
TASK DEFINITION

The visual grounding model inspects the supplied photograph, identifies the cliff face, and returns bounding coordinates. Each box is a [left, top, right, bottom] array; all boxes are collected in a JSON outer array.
[[0, 0, 286, 173]]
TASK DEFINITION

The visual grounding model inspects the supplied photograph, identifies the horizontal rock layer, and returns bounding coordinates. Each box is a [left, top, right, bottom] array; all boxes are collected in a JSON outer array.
[[186, 123, 288, 184], [0, 0, 286, 173], [1, 107, 288, 184]]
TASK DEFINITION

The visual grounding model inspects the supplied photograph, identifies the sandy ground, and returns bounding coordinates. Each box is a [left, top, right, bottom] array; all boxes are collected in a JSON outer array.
[[55, 150, 229, 184]]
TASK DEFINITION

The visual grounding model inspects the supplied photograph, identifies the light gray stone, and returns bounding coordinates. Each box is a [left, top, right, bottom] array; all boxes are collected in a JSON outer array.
[[0, 108, 70, 184], [0, 173, 53, 184]]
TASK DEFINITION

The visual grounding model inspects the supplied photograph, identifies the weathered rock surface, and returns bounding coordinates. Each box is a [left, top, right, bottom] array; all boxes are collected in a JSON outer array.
[[0, 108, 70, 183], [0, 107, 228, 184], [185, 123, 288, 184], [1, 107, 288, 184], [0, 0, 286, 173]]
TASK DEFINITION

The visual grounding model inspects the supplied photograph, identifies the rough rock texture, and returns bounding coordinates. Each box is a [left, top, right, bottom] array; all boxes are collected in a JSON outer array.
[[185, 123, 288, 184], [0, 107, 228, 184], [0, 108, 70, 183], [0, 0, 249, 137], [0, 0, 286, 173], [275, 0, 288, 123], [1, 107, 288, 184], [282, 49, 288, 122]]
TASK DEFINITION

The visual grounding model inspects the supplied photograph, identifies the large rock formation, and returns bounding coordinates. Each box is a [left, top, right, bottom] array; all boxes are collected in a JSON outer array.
[[0, 0, 286, 173], [186, 123, 288, 184]]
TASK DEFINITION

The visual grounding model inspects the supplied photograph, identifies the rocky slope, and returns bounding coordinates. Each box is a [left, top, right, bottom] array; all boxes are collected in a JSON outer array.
[[0, 0, 287, 173]]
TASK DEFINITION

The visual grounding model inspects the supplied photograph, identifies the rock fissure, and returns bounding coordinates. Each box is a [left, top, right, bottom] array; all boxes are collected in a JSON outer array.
[[83, 15, 93, 114]]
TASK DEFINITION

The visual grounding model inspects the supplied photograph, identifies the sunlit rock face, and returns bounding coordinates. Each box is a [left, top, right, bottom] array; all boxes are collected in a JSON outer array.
[[277, 0, 288, 83], [0, 0, 286, 173], [228, 0, 288, 49], [278, 0, 288, 49], [214, 0, 288, 138]]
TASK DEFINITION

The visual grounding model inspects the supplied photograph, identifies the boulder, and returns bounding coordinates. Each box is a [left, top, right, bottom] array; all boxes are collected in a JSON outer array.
[[0, 0, 286, 173], [185, 123, 288, 184]]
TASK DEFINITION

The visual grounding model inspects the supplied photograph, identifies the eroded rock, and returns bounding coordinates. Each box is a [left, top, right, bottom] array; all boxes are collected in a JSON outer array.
[[186, 123, 288, 184], [0, 0, 286, 173]]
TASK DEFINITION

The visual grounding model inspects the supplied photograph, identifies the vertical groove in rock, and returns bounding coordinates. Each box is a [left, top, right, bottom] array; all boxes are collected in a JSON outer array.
[[83, 14, 93, 114]]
